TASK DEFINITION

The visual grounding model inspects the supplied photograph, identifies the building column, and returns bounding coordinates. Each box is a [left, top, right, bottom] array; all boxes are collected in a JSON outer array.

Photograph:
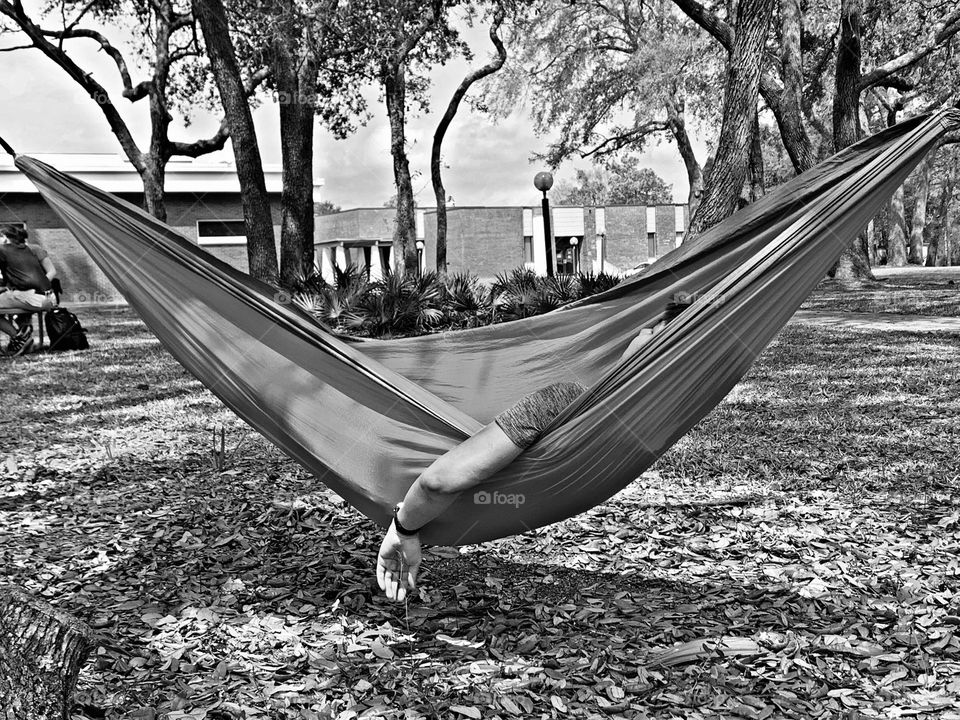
[[320, 247, 335, 283], [370, 244, 384, 281]]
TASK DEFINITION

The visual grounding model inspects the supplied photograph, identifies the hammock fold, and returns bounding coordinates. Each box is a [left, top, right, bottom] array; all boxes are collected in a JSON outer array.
[[12, 109, 959, 544]]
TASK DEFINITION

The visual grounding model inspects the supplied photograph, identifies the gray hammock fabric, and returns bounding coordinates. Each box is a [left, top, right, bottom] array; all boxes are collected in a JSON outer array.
[[9, 109, 958, 545]]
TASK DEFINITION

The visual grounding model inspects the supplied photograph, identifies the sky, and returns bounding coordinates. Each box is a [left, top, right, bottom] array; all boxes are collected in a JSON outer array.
[[0, 14, 702, 210]]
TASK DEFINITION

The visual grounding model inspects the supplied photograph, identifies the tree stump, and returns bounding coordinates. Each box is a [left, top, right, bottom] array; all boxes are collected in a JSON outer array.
[[0, 586, 96, 720]]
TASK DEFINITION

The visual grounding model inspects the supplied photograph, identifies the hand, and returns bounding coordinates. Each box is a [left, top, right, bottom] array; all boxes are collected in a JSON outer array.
[[376, 522, 421, 602]]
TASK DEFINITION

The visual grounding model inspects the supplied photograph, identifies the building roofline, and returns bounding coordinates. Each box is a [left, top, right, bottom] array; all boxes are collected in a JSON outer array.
[[0, 153, 324, 200]]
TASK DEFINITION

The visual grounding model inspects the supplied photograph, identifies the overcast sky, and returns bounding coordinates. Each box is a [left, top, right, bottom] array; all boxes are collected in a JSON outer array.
[[0, 18, 701, 210]]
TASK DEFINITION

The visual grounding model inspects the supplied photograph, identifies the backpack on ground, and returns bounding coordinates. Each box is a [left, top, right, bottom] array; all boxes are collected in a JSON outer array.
[[45, 307, 89, 351]]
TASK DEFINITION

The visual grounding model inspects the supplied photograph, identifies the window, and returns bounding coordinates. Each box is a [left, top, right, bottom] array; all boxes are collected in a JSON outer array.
[[197, 219, 247, 246], [523, 236, 534, 264], [647, 232, 657, 258]]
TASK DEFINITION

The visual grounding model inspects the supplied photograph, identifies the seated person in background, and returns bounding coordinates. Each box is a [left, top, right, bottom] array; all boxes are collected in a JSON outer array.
[[0, 224, 59, 356], [377, 300, 691, 601]]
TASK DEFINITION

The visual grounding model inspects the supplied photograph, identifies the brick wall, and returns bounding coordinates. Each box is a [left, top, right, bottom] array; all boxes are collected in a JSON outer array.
[[604, 206, 646, 272], [655, 205, 678, 258], [0, 192, 282, 303], [423, 207, 524, 280]]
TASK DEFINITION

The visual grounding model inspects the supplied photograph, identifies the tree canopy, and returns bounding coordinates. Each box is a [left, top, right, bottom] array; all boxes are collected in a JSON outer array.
[[551, 161, 674, 206]]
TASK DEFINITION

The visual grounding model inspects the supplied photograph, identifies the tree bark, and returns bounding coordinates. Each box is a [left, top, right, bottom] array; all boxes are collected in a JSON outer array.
[[384, 64, 418, 274], [830, 0, 874, 283], [930, 160, 956, 266], [431, 7, 506, 274], [687, 0, 774, 236], [272, 13, 320, 289], [664, 91, 704, 216], [887, 185, 909, 266], [943, 204, 954, 266], [908, 152, 935, 264], [378, 1, 442, 276], [747, 108, 765, 202], [193, 0, 279, 285], [0, 586, 95, 719], [670, 0, 815, 175], [777, 0, 816, 173]]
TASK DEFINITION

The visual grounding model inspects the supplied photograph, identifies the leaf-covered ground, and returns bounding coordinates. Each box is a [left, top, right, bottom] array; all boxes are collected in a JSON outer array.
[[799, 267, 960, 316], [2, 272, 960, 720]]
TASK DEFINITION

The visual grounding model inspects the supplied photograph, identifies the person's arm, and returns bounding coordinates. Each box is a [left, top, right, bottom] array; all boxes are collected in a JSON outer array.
[[619, 320, 666, 362], [377, 422, 523, 601], [41, 257, 56, 281]]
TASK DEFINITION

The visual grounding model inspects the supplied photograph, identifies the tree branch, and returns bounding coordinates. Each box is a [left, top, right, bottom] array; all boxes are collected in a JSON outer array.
[[167, 66, 270, 157], [0, 0, 145, 171], [670, 0, 733, 47], [581, 120, 670, 158], [389, 0, 444, 70], [859, 7, 960, 90], [38, 25, 149, 101]]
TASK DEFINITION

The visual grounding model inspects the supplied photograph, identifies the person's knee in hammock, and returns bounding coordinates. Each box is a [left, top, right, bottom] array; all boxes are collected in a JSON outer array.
[[376, 300, 691, 602]]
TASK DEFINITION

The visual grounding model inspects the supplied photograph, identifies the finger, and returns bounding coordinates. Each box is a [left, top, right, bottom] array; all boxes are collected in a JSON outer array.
[[406, 563, 418, 591], [376, 558, 387, 591]]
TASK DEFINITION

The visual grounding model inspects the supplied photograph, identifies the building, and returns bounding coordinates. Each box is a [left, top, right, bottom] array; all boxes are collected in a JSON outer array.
[[1, 152, 686, 302], [0, 154, 323, 304], [315, 203, 690, 282]]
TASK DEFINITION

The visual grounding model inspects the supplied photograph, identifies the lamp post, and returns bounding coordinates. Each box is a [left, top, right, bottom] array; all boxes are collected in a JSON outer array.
[[569, 236, 579, 274], [534, 171, 555, 277], [415, 240, 424, 277]]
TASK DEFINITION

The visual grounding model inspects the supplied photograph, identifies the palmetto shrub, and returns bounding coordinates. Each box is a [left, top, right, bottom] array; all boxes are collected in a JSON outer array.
[[293, 265, 369, 331], [349, 270, 446, 338], [490, 267, 546, 320], [442, 272, 493, 328], [291, 264, 622, 337], [575, 270, 622, 299], [491, 267, 621, 321]]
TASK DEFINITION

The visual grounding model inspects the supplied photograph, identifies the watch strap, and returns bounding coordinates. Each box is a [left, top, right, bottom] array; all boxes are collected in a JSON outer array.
[[392, 503, 421, 536]]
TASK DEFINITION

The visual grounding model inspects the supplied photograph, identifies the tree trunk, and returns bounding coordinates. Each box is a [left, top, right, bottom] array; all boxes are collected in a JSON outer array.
[[908, 152, 934, 264], [944, 204, 954, 266], [432, 8, 506, 274], [193, 0, 279, 285], [273, 29, 319, 289], [830, 0, 874, 282], [874, 204, 889, 264], [929, 162, 955, 266], [140, 157, 168, 223], [665, 92, 704, 217], [385, 63, 418, 274], [777, 0, 816, 173], [0, 586, 95, 719], [887, 185, 909, 266], [687, 0, 774, 236], [748, 108, 765, 202]]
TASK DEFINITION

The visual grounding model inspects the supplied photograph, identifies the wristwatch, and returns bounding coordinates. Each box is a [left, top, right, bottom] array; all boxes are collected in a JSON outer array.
[[392, 503, 421, 536]]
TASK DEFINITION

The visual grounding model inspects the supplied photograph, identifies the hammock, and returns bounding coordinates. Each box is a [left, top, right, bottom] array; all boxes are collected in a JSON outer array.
[[7, 109, 957, 545]]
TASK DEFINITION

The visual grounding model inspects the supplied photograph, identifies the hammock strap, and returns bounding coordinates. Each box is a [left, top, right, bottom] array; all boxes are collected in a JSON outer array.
[[0, 135, 16, 157]]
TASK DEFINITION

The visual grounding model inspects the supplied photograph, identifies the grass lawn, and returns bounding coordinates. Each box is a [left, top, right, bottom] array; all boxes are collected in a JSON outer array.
[[1, 271, 959, 720], [800, 266, 960, 316]]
